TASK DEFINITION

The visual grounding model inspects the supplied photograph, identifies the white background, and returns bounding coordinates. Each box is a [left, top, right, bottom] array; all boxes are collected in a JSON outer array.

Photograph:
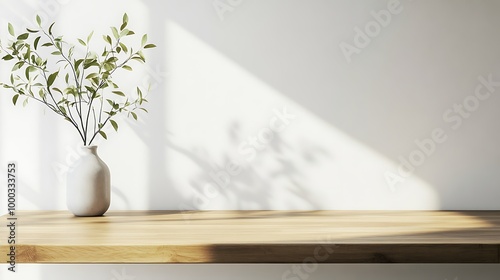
[[1, 0, 500, 279]]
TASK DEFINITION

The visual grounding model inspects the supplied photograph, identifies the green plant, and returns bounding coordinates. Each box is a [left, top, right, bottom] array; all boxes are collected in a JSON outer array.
[[0, 14, 156, 145]]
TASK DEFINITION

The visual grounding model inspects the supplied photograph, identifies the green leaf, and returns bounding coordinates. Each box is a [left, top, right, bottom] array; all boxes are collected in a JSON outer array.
[[87, 31, 94, 43], [25, 67, 31, 79], [103, 63, 114, 71], [132, 56, 146, 63], [28, 66, 37, 72], [47, 71, 59, 87], [84, 59, 99, 69], [141, 34, 147, 47], [12, 94, 19, 105], [26, 28, 38, 33], [107, 57, 119, 63], [127, 30, 135, 36], [137, 87, 143, 99], [48, 22, 55, 35], [85, 86, 95, 93], [12, 61, 24, 70], [38, 89, 45, 99], [123, 13, 129, 24], [137, 51, 145, 61], [52, 87, 63, 94], [139, 107, 148, 113], [110, 119, 118, 131], [41, 42, 52, 47], [59, 106, 67, 114], [64, 87, 74, 95], [130, 111, 137, 120], [112, 90, 125, 97], [99, 130, 107, 140], [77, 38, 86, 46], [2, 54, 14, 61], [17, 33, 29, 40], [24, 46, 31, 60], [103, 35, 112, 44], [119, 42, 128, 53], [8, 23, 14, 36], [34, 36, 41, 50], [120, 21, 127, 31], [51, 51, 61, 55], [36, 15, 42, 26], [75, 59, 84, 69], [23, 98, 29, 107], [122, 65, 132, 71], [65, 73, 69, 84], [85, 73, 99, 79], [111, 27, 119, 39], [144, 44, 156, 49], [120, 29, 129, 37]]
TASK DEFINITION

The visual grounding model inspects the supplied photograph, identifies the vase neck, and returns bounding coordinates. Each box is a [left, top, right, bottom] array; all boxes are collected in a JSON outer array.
[[82, 145, 98, 156]]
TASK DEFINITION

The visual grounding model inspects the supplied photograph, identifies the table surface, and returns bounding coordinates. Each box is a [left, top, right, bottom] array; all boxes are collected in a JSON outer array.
[[1, 210, 500, 263]]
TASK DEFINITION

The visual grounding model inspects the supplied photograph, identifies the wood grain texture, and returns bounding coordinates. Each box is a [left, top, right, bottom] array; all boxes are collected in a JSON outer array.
[[1, 210, 500, 263]]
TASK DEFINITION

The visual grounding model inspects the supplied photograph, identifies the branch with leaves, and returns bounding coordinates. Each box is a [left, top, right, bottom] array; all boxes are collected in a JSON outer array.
[[0, 14, 156, 145]]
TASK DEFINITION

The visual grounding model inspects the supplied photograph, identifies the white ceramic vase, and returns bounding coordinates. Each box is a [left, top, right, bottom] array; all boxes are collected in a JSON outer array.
[[66, 145, 110, 216]]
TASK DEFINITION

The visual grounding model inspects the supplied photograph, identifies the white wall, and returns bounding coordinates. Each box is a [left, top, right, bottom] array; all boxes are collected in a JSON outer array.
[[1, 0, 500, 279]]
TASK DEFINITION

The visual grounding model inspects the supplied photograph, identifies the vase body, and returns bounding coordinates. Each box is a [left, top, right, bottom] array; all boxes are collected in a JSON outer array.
[[66, 145, 110, 216]]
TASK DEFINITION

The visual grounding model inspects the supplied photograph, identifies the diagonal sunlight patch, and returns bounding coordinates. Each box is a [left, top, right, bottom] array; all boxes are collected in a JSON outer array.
[[164, 21, 438, 210]]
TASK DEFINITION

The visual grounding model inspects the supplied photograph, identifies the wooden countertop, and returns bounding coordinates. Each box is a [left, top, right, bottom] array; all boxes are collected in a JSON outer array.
[[1, 210, 500, 263]]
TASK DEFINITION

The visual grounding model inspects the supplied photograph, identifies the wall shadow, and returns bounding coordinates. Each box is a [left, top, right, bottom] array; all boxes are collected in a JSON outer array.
[[128, 0, 335, 210], [149, 0, 500, 210]]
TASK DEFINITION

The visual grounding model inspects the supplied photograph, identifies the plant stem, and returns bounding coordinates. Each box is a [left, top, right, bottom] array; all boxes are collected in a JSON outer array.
[[43, 30, 87, 144]]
